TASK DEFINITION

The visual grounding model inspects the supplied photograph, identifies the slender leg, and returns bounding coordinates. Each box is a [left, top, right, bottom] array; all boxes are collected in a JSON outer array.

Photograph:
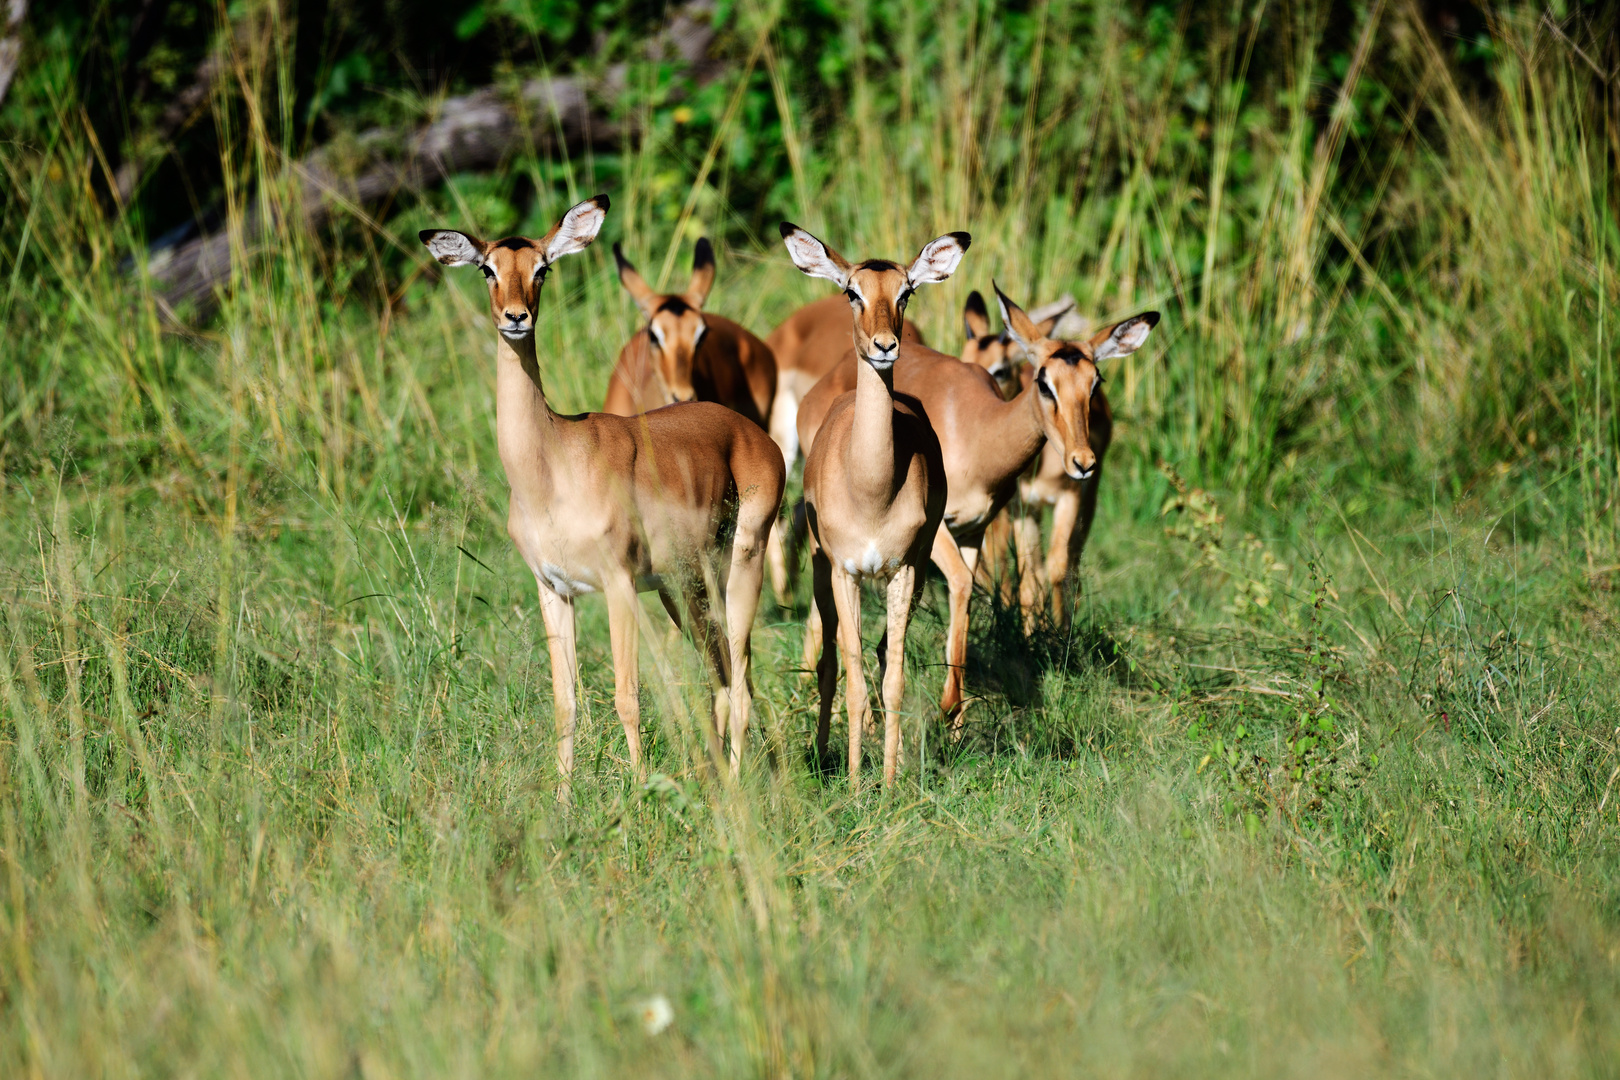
[[723, 523, 768, 778], [1013, 507, 1045, 635], [537, 585, 579, 803], [829, 566, 869, 791], [765, 520, 791, 605], [802, 587, 824, 680], [881, 565, 919, 788], [979, 511, 1013, 599], [680, 580, 730, 772], [658, 587, 684, 629], [811, 549, 839, 770], [1046, 490, 1081, 631], [1063, 467, 1103, 629], [603, 576, 647, 782], [929, 526, 974, 725]]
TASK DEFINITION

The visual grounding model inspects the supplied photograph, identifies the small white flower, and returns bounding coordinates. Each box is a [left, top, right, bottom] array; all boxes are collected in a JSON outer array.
[[639, 993, 674, 1036]]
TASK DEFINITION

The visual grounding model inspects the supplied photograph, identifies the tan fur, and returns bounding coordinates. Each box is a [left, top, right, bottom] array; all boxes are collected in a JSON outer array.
[[961, 292, 1157, 632], [794, 285, 1126, 724], [420, 198, 785, 793], [759, 293, 928, 598], [602, 240, 777, 428], [779, 223, 966, 789]]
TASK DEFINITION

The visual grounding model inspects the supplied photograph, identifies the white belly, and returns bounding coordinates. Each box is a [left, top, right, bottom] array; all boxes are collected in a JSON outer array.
[[842, 540, 901, 578], [538, 561, 599, 598]]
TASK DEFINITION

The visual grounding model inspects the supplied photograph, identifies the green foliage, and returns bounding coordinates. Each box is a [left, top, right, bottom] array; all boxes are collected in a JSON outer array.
[[1, 1, 1619, 1074]]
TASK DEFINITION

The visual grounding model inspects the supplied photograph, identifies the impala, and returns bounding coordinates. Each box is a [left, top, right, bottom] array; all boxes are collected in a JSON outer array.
[[1001, 297, 1157, 632], [603, 237, 777, 429], [420, 196, 785, 793], [796, 284, 1157, 722], [781, 222, 966, 789], [761, 292, 928, 597]]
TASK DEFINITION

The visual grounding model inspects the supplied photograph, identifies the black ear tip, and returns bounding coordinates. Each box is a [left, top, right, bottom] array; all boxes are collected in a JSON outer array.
[[418, 229, 437, 243], [591, 193, 611, 210], [1142, 311, 1161, 327], [778, 221, 798, 238], [693, 237, 715, 265], [951, 231, 972, 248], [964, 290, 987, 314]]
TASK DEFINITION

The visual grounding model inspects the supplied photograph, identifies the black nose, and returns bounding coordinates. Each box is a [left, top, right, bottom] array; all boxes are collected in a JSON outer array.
[[505, 311, 528, 322]]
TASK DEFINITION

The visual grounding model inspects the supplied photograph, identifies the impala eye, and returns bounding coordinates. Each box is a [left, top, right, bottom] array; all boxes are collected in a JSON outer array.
[[480, 265, 495, 280], [1036, 370, 1057, 400], [845, 288, 862, 306]]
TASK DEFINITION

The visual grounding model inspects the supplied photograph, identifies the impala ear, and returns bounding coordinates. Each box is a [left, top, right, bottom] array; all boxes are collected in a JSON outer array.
[[684, 237, 716, 308], [1091, 311, 1160, 361], [779, 222, 852, 288], [963, 290, 992, 341], [613, 242, 659, 317], [908, 232, 971, 287], [1031, 296, 1076, 339], [419, 229, 486, 267], [540, 194, 610, 265], [992, 280, 1044, 351]]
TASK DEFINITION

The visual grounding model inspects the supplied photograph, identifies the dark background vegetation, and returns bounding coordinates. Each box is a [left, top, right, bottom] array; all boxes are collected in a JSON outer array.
[[1, 2, 1618, 1076]]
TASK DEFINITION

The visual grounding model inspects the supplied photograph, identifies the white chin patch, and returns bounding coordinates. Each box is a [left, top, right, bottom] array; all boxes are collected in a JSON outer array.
[[500, 327, 534, 340], [865, 357, 895, 371]]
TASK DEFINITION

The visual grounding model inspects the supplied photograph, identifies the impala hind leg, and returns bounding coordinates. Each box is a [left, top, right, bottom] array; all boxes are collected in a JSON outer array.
[[881, 565, 919, 788], [929, 526, 974, 726], [537, 586, 580, 803], [678, 579, 731, 773], [829, 566, 871, 790], [604, 576, 647, 782], [722, 524, 769, 778], [811, 550, 838, 771]]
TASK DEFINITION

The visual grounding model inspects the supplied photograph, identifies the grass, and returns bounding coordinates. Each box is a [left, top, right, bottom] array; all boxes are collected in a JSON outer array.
[[2, 0, 1619, 1075]]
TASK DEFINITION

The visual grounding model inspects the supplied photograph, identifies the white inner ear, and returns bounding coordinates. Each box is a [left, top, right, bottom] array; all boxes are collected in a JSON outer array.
[[424, 231, 484, 267], [783, 231, 849, 287], [995, 294, 1032, 350], [545, 199, 608, 264], [908, 234, 966, 286], [1095, 318, 1155, 361]]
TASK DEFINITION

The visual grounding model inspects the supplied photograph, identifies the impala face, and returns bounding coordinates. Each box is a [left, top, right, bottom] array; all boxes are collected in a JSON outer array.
[[419, 194, 610, 341], [780, 223, 970, 369], [962, 290, 1077, 399], [614, 238, 717, 404], [994, 282, 1159, 481]]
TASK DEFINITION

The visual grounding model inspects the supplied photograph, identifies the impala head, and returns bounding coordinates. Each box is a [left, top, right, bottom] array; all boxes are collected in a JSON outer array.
[[994, 281, 1158, 481], [961, 289, 1074, 398], [779, 223, 970, 369], [418, 194, 610, 341], [613, 237, 717, 404]]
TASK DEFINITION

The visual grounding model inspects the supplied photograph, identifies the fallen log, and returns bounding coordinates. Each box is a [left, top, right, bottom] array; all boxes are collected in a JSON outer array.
[[146, 0, 718, 316]]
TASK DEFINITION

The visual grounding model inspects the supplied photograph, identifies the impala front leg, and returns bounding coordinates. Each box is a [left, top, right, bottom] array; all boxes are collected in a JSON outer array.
[[538, 585, 580, 803], [829, 565, 869, 790], [881, 564, 918, 788], [929, 526, 973, 726], [811, 549, 838, 771], [604, 576, 646, 782], [1012, 508, 1045, 635], [1046, 489, 1082, 631]]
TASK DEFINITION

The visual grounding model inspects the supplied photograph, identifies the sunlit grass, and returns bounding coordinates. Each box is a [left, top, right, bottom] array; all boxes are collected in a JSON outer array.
[[1, 1, 1618, 1075]]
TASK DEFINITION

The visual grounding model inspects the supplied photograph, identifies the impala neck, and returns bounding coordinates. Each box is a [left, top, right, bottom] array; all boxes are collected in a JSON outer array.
[[847, 357, 902, 503], [494, 331, 565, 468], [983, 379, 1051, 474]]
